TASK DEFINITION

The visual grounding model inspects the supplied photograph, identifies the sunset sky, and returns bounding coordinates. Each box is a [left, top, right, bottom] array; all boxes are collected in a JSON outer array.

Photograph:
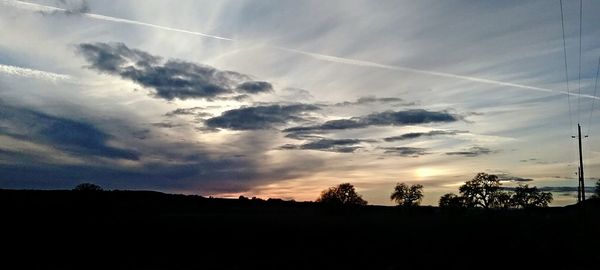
[[1, 0, 600, 205]]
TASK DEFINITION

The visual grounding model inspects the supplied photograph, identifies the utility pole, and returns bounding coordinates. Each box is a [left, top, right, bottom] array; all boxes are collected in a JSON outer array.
[[577, 123, 586, 202], [577, 167, 581, 203]]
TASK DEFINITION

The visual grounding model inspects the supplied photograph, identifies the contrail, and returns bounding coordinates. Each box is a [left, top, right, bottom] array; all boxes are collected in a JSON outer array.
[[0, 64, 72, 81], [6, 0, 232, 41], [5, 0, 599, 100]]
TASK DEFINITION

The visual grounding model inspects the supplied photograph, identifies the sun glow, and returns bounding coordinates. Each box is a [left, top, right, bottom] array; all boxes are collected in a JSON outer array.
[[415, 167, 439, 178]]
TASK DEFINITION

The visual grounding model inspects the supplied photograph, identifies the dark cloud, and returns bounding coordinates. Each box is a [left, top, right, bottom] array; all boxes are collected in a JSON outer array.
[[151, 122, 183, 129], [333, 96, 416, 107], [0, 104, 324, 193], [164, 107, 213, 118], [77, 42, 270, 101], [279, 139, 365, 153], [207, 94, 252, 102], [236, 81, 273, 94], [518, 158, 550, 164], [446, 146, 495, 157], [380, 147, 430, 157], [384, 130, 467, 142], [0, 103, 138, 160], [284, 132, 324, 140], [205, 104, 320, 130], [284, 109, 458, 133], [496, 174, 533, 182]]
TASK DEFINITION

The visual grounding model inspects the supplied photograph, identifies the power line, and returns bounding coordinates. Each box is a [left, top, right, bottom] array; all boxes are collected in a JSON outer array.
[[560, 0, 574, 135]]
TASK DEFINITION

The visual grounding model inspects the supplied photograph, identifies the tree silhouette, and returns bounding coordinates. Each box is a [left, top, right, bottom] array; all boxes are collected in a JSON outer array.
[[438, 193, 465, 209], [316, 183, 367, 206], [73, 183, 103, 191], [512, 184, 553, 208], [390, 183, 423, 207], [490, 191, 513, 209], [458, 173, 501, 209]]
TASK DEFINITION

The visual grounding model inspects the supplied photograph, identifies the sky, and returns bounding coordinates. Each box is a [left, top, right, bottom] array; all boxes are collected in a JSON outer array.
[[1, 0, 600, 206]]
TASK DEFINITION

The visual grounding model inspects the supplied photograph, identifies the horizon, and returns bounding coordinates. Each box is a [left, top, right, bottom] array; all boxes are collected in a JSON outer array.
[[1, 0, 600, 206]]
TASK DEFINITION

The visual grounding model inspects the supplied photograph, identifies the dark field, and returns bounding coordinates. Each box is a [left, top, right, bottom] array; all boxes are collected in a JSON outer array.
[[1, 189, 598, 269]]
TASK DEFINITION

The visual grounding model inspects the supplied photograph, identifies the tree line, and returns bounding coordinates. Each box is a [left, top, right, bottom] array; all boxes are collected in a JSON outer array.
[[317, 172, 600, 208]]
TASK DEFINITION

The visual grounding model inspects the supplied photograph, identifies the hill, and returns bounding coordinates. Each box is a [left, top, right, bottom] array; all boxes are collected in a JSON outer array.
[[0, 189, 598, 269]]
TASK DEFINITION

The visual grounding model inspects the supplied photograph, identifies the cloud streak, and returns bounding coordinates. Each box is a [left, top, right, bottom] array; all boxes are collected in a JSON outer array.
[[285, 109, 458, 133], [446, 146, 496, 157], [0, 64, 71, 81], [279, 139, 365, 153], [384, 130, 467, 142], [380, 147, 430, 157], [6, 0, 600, 100]]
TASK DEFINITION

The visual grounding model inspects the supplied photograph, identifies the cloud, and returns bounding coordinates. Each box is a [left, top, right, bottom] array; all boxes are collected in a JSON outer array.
[[76, 42, 270, 100], [380, 147, 430, 157], [35, 0, 90, 16], [164, 107, 213, 118], [8, 0, 600, 102], [279, 138, 365, 153], [496, 174, 533, 182], [277, 88, 314, 101], [446, 146, 495, 157], [151, 122, 183, 129], [284, 109, 458, 132], [0, 103, 138, 160], [56, 0, 89, 14], [384, 130, 467, 142], [332, 96, 415, 107], [204, 104, 320, 130], [0, 64, 72, 81], [0, 103, 324, 194], [236, 81, 273, 94]]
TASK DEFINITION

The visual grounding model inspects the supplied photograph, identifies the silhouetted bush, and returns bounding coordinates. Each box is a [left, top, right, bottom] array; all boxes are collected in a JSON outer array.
[[73, 183, 103, 192], [438, 193, 466, 209], [390, 183, 423, 207], [316, 183, 367, 206]]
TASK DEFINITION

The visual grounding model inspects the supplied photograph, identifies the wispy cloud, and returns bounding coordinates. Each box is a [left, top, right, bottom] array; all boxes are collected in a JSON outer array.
[[384, 130, 468, 142], [285, 109, 459, 132], [380, 147, 430, 157], [446, 146, 496, 157], [6, 0, 600, 100], [279, 138, 365, 153], [0, 64, 71, 81]]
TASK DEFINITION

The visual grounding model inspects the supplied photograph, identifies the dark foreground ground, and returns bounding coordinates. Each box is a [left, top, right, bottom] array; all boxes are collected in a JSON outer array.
[[1, 189, 599, 269]]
